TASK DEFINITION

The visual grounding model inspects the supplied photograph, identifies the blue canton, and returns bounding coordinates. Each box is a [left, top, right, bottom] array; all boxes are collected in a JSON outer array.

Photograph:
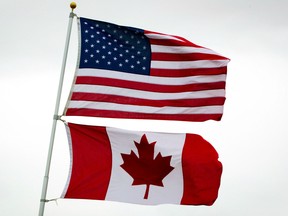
[[79, 17, 151, 75]]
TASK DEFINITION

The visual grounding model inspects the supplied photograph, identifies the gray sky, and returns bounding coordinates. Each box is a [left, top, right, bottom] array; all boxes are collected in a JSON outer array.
[[1, 0, 288, 215]]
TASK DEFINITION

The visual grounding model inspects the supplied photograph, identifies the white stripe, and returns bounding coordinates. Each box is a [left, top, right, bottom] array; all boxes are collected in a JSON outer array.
[[151, 45, 219, 55], [77, 69, 227, 85], [68, 101, 223, 114], [145, 33, 185, 42], [72, 84, 225, 99], [151, 60, 230, 69]]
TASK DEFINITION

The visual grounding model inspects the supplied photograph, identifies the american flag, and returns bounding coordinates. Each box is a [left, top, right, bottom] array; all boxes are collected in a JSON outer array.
[[64, 17, 230, 122]]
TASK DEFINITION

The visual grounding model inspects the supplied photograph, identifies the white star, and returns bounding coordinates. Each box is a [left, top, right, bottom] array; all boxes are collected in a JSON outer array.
[[84, 59, 88, 63], [85, 39, 89, 43], [90, 54, 94, 58], [108, 51, 112, 55], [113, 57, 117, 61], [102, 55, 106, 59], [85, 49, 89, 53], [96, 60, 100, 63], [131, 65, 134, 68], [91, 35, 94, 38], [142, 66, 146, 70], [85, 30, 89, 33], [107, 61, 111, 65], [119, 63, 123, 67], [91, 44, 94, 48], [125, 59, 129, 63], [131, 55, 135, 59]]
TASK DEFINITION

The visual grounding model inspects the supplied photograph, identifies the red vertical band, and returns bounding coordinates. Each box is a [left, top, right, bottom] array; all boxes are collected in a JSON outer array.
[[181, 134, 223, 205], [64, 123, 112, 200]]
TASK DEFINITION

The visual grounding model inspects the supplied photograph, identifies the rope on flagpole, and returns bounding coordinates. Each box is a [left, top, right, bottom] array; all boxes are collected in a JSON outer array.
[[38, 3, 77, 216], [46, 198, 59, 204]]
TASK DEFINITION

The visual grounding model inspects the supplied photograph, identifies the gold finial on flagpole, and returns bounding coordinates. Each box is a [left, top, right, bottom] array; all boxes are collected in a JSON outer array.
[[70, 2, 77, 11]]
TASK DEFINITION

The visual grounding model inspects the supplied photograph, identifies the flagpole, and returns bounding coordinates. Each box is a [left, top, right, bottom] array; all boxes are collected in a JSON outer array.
[[38, 3, 77, 216]]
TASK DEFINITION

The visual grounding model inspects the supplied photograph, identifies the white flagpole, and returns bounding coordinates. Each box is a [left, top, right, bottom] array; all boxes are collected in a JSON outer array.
[[38, 3, 77, 216]]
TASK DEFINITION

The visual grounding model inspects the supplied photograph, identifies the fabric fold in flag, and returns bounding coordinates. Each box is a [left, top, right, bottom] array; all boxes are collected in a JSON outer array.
[[62, 122, 223, 206], [63, 17, 230, 122]]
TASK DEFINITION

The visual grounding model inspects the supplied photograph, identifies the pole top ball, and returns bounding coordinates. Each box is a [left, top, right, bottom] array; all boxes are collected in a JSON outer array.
[[70, 2, 77, 10]]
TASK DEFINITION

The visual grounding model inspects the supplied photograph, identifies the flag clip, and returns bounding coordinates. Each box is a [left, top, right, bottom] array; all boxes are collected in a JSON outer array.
[[53, 115, 61, 120], [40, 198, 59, 204]]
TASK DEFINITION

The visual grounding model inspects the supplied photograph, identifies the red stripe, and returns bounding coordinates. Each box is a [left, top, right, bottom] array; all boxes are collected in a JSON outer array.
[[181, 134, 223, 205], [65, 109, 223, 122], [151, 53, 229, 61], [148, 38, 200, 47], [150, 67, 227, 77], [64, 123, 112, 200], [71, 93, 225, 107], [145, 30, 203, 48], [75, 77, 226, 93]]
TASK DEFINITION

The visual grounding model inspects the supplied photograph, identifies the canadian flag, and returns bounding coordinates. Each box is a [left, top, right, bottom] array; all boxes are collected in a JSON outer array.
[[62, 122, 222, 205]]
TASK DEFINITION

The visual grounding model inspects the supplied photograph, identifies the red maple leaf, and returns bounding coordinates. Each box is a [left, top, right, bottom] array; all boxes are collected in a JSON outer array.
[[120, 134, 174, 199]]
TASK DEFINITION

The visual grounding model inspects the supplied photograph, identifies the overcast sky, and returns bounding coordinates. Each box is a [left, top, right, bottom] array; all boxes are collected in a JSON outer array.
[[1, 0, 288, 216]]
